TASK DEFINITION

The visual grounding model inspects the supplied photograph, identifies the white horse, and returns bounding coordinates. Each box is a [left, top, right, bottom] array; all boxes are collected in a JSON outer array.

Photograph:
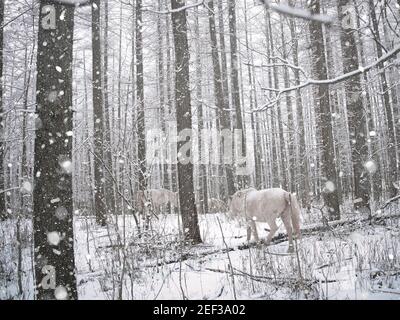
[[136, 188, 178, 215], [228, 187, 301, 252]]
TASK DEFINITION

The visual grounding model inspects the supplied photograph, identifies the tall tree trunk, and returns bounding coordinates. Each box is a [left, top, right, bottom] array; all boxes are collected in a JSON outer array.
[[207, 0, 235, 199], [157, 0, 170, 194], [0, 0, 5, 218], [217, 0, 230, 120], [266, 10, 288, 190], [244, 0, 261, 189], [353, 0, 382, 200], [263, 11, 279, 188], [194, 6, 209, 214], [309, 0, 340, 220], [324, 25, 344, 205], [165, 11, 177, 192], [92, 0, 107, 226], [280, 21, 295, 193], [136, 0, 146, 192], [170, 0, 202, 244], [288, 11, 310, 209], [228, 0, 248, 189], [369, 0, 398, 197], [103, 0, 115, 215], [338, 0, 370, 212], [33, 1, 77, 299]]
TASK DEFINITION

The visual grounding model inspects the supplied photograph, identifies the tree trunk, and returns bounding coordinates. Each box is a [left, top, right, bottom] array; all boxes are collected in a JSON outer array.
[[170, 0, 202, 244], [136, 0, 146, 193], [353, 0, 382, 200], [266, 10, 288, 190], [217, 0, 230, 122], [92, 0, 107, 226], [0, 0, 4, 218], [288, 11, 311, 209], [309, 0, 340, 220], [194, 6, 209, 214], [103, 0, 116, 215], [33, 1, 77, 299], [369, 0, 398, 197], [338, 0, 370, 212], [228, 0, 248, 189], [207, 0, 235, 199]]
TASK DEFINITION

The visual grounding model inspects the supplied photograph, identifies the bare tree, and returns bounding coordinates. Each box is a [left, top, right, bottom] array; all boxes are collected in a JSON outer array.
[[0, 0, 5, 218], [338, 0, 370, 212], [309, 0, 340, 220], [228, 0, 248, 189], [136, 0, 146, 194], [92, 0, 107, 226], [368, 0, 398, 197], [33, 1, 77, 299], [170, 0, 202, 244]]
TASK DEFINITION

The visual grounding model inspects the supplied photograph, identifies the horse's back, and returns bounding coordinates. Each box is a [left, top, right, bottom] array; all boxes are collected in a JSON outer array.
[[245, 188, 289, 221]]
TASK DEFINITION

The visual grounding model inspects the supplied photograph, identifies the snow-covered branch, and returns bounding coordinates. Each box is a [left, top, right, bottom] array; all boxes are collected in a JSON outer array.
[[259, 0, 334, 25], [257, 44, 400, 111], [142, 1, 205, 14], [47, 0, 92, 6]]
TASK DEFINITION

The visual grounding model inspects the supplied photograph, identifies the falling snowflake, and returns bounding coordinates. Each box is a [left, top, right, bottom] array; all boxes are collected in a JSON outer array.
[[22, 181, 32, 193], [60, 160, 72, 173], [364, 160, 377, 174], [55, 206, 68, 220], [48, 91, 58, 102], [324, 181, 336, 193], [54, 286, 68, 300], [47, 231, 61, 246]]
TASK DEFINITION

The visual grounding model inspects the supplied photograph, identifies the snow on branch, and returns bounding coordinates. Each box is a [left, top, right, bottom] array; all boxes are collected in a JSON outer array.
[[47, 0, 92, 6], [142, 0, 205, 14], [382, 194, 400, 209], [257, 44, 400, 112], [259, 0, 334, 25]]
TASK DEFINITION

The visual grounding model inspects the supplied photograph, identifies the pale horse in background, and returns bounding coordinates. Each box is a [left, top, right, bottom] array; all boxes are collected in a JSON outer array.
[[228, 187, 301, 252], [136, 188, 178, 215]]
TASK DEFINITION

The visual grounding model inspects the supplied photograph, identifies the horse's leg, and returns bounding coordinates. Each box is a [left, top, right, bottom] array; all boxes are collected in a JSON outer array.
[[246, 224, 252, 242], [250, 220, 259, 242], [265, 219, 278, 246], [281, 211, 294, 253]]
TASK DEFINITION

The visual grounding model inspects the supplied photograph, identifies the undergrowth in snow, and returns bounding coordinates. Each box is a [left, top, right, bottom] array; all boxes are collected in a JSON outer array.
[[1, 204, 400, 300]]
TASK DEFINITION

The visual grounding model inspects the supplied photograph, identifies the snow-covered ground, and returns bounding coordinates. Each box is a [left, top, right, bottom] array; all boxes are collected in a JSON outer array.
[[1, 206, 400, 300]]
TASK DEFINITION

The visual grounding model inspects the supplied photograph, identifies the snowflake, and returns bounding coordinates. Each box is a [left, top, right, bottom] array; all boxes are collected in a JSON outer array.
[[47, 231, 61, 246], [324, 181, 335, 193], [54, 286, 68, 300], [364, 160, 377, 174]]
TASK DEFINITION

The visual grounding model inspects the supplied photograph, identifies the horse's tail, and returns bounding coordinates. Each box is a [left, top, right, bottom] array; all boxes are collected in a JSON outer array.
[[288, 193, 301, 237]]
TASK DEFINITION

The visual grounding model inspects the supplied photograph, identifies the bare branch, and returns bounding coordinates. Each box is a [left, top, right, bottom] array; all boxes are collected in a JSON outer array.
[[257, 44, 400, 112]]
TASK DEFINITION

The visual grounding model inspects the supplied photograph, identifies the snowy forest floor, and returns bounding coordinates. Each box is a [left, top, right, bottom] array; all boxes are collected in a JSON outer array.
[[1, 204, 400, 300]]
